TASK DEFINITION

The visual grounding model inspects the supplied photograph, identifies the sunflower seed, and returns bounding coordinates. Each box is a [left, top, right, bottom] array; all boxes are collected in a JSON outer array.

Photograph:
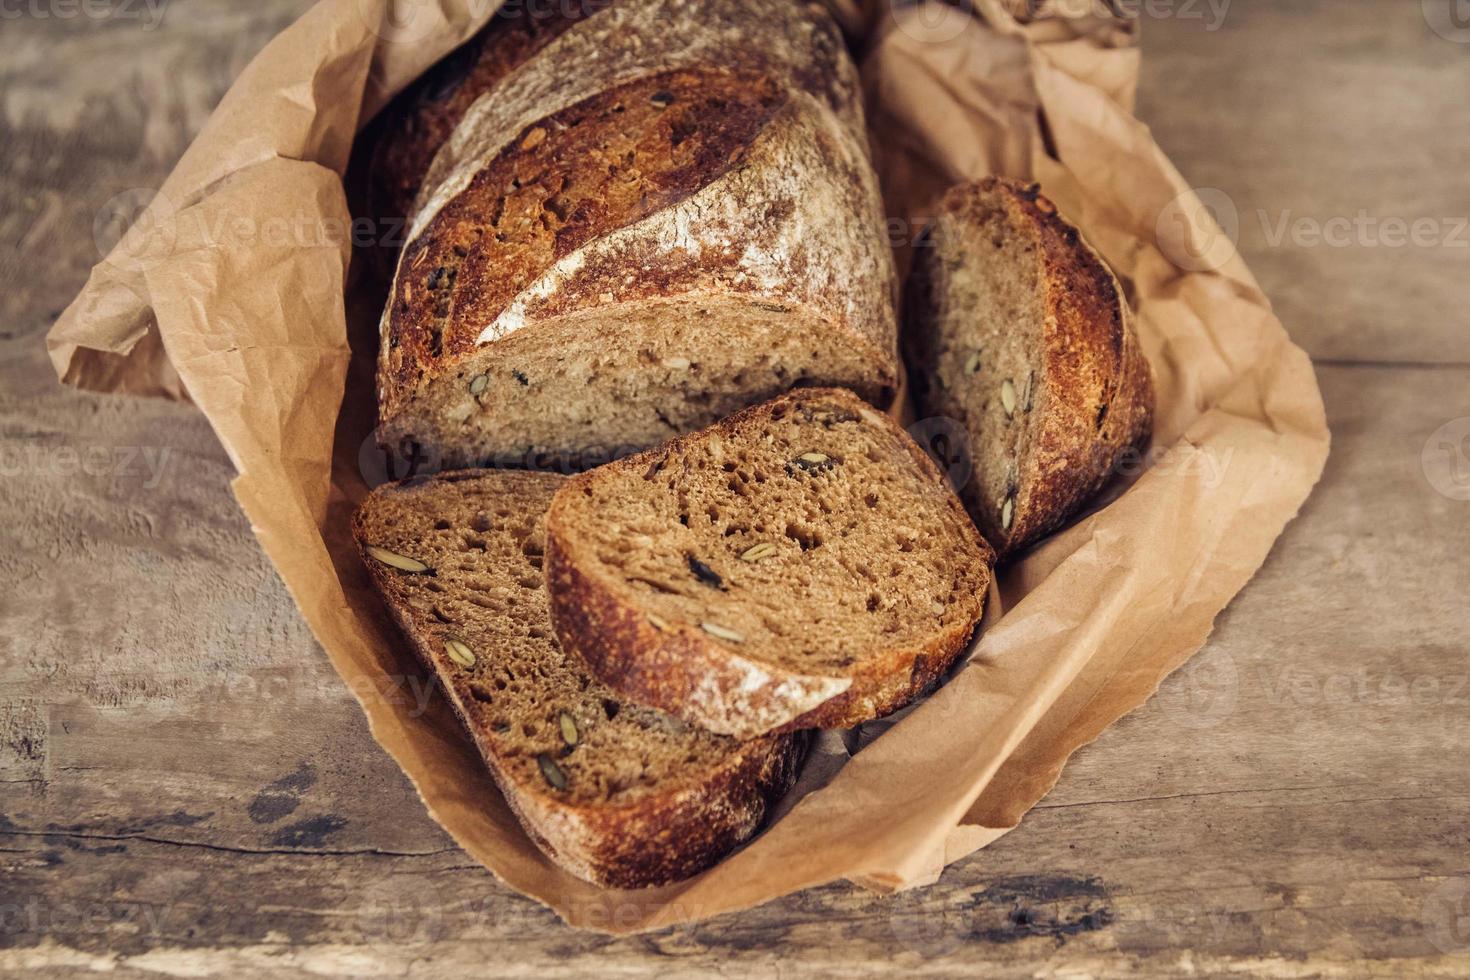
[[365, 546, 430, 573], [1023, 370, 1036, 412], [647, 612, 670, 632], [468, 374, 489, 395], [650, 90, 674, 108], [1001, 379, 1017, 418], [701, 622, 745, 643], [964, 350, 983, 375], [537, 753, 568, 790], [558, 711, 579, 747], [661, 356, 691, 370], [740, 542, 778, 562], [444, 636, 476, 668], [1001, 493, 1016, 532]]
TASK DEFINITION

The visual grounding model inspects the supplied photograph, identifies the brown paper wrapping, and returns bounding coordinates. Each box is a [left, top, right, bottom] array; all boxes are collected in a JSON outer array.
[[46, 0, 1329, 932]]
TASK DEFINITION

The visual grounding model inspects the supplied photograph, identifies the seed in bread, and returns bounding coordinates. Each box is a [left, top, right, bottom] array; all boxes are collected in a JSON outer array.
[[374, 0, 898, 473], [544, 388, 995, 739], [353, 469, 806, 888], [904, 177, 1154, 557]]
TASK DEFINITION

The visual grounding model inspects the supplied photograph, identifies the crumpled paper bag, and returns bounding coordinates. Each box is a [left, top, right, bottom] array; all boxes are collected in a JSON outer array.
[[46, 0, 1329, 933]]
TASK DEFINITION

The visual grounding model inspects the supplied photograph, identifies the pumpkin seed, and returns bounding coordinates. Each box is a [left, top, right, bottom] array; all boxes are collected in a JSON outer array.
[[740, 542, 778, 562], [444, 636, 476, 669], [558, 711, 579, 747], [537, 753, 568, 790], [365, 546, 430, 573], [1001, 379, 1018, 418], [700, 622, 745, 644]]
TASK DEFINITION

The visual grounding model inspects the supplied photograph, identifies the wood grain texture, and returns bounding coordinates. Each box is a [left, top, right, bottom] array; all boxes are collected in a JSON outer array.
[[3, 1, 1468, 976]]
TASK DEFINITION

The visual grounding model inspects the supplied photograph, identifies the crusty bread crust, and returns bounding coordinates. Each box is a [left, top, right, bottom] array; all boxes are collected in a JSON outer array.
[[364, 4, 592, 226], [374, 0, 898, 470], [905, 177, 1154, 557], [353, 470, 804, 887], [544, 388, 995, 738]]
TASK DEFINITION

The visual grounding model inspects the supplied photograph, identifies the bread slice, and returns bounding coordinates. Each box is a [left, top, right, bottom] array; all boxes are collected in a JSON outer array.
[[904, 178, 1154, 557], [352, 470, 805, 887], [544, 388, 995, 739], [375, 0, 898, 473]]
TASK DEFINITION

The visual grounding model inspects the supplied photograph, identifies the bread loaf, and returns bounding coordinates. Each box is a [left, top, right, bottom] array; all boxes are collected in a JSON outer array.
[[353, 469, 805, 887], [374, 0, 899, 472], [904, 177, 1154, 556], [544, 388, 994, 738], [366, 4, 595, 225]]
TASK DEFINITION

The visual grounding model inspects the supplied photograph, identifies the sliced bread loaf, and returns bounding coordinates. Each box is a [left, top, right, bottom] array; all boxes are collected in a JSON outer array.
[[375, 0, 898, 473], [353, 469, 805, 887], [544, 388, 995, 739], [904, 177, 1154, 557]]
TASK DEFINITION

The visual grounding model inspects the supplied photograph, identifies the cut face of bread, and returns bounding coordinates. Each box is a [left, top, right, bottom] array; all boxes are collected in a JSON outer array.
[[904, 177, 1154, 557], [353, 470, 805, 887], [378, 64, 897, 472], [373, 0, 900, 475], [545, 388, 995, 738]]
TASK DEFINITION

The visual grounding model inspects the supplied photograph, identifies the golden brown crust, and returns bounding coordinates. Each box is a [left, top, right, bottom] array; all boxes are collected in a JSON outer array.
[[352, 470, 804, 887], [545, 388, 994, 738], [365, 5, 596, 225], [371, 0, 898, 470], [904, 177, 1154, 558], [997, 179, 1154, 553], [380, 66, 788, 419]]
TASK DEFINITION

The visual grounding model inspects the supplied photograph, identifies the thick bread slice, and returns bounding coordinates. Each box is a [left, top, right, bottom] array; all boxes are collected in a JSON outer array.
[[545, 388, 995, 738], [904, 178, 1154, 557], [353, 470, 805, 887], [376, 0, 898, 472]]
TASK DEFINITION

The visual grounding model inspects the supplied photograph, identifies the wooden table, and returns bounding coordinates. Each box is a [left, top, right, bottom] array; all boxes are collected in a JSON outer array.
[[3, 2, 1467, 975]]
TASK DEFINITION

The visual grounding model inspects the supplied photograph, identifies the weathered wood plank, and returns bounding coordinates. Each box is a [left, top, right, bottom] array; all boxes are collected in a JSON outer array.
[[4, 365, 1467, 976], [1137, 0, 1470, 365], [3, 1, 1468, 976]]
